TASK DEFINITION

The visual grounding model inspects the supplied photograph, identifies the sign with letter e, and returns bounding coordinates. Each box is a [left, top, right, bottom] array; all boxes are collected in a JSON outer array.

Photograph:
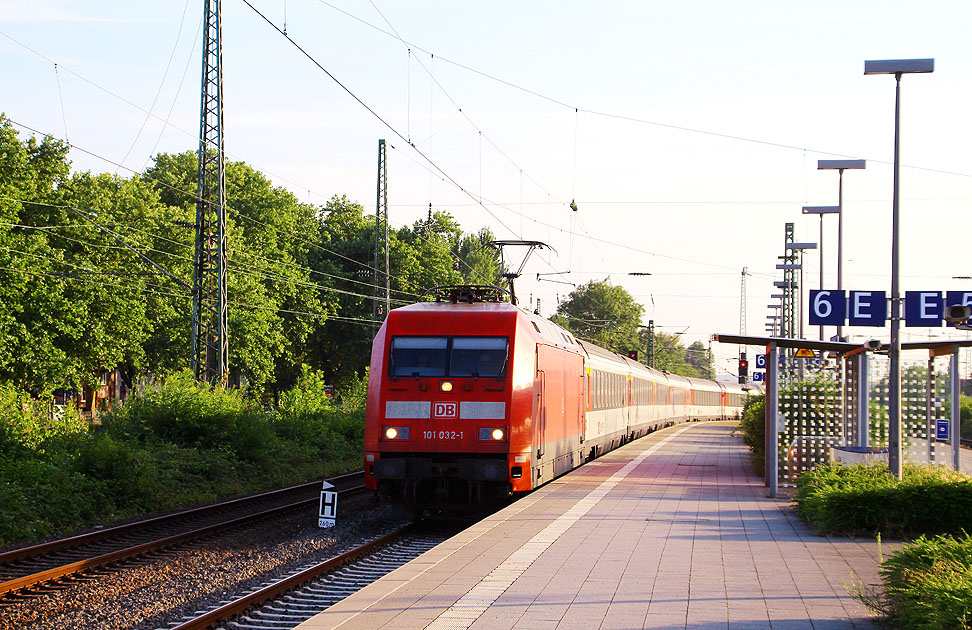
[[905, 291, 942, 327], [946, 291, 972, 328], [849, 291, 886, 326], [319, 480, 337, 528], [809, 290, 845, 326]]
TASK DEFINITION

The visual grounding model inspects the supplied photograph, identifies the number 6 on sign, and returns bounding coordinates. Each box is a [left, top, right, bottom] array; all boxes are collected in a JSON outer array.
[[809, 290, 845, 326]]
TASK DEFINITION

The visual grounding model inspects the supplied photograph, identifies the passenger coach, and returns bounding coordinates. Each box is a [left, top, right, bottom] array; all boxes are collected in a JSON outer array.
[[363, 286, 748, 514]]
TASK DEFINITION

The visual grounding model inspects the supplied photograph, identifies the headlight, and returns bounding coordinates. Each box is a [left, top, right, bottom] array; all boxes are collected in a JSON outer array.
[[439, 380, 454, 392], [478, 427, 506, 441], [384, 426, 410, 440]]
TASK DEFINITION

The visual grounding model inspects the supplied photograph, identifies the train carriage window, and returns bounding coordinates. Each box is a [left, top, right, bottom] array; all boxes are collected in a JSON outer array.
[[390, 337, 448, 377], [450, 337, 508, 378]]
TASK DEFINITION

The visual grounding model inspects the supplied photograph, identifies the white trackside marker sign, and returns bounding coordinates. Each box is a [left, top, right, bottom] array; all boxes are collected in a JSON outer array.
[[319, 480, 337, 528]]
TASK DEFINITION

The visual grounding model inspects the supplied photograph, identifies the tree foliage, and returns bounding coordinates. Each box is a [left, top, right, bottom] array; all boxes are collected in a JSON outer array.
[[0, 114, 710, 398], [553, 278, 711, 379], [552, 279, 644, 353]]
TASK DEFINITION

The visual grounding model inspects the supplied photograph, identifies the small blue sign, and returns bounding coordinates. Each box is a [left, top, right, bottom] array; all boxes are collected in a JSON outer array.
[[905, 291, 942, 327], [946, 291, 972, 328], [848, 291, 887, 327], [755, 354, 767, 369], [752, 372, 765, 383], [936, 418, 950, 441], [809, 290, 846, 326]]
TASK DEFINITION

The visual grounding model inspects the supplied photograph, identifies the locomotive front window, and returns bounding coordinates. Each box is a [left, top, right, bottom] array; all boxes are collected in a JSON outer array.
[[390, 336, 448, 377], [450, 337, 508, 378]]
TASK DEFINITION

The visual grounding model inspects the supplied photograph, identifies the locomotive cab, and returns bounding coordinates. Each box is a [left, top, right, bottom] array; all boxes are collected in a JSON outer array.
[[364, 287, 533, 515]]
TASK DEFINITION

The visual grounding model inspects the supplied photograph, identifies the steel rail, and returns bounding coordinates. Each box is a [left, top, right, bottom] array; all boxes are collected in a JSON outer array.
[[167, 525, 411, 630], [0, 472, 364, 597]]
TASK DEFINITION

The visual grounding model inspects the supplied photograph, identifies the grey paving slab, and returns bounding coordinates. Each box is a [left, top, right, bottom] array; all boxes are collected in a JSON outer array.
[[295, 422, 886, 630]]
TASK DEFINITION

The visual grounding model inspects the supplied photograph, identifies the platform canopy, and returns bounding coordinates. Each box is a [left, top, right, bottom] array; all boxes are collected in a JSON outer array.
[[712, 334, 972, 356]]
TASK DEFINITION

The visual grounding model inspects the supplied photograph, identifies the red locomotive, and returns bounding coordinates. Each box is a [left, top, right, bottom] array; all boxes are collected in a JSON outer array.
[[363, 286, 750, 514]]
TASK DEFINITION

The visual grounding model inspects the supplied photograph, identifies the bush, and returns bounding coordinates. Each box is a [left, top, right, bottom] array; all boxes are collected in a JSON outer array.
[[795, 462, 972, 538], [101, 370, 272, 462], [737, 395, 765, 476], [874, 533, 972, 629], [0, 383, 86, 455], [0, 370, 367, 547], [271, 367, 364, 467]]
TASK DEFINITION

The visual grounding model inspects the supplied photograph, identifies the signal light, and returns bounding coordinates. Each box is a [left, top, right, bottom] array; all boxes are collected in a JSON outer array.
[[627, 350, 638, 361], [738, 359, 749, 376]]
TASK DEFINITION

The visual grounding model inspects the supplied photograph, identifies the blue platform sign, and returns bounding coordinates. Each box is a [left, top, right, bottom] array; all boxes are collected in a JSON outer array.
[[848, 291, 886, 326], [905, 291, 942, 327], [752, 372, 765, 383], [937, 418, 950, 441], [809, 290, 846, 326], [755, 354, 767, 369], [946, 291, 972, 328]]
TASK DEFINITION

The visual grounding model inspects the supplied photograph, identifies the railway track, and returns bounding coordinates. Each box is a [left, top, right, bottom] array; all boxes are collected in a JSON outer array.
[[0, 471, 365, 599], [165, 523, 450, 630]]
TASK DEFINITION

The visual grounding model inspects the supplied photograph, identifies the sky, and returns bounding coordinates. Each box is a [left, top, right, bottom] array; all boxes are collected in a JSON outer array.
[[2, 0, 971, 380]]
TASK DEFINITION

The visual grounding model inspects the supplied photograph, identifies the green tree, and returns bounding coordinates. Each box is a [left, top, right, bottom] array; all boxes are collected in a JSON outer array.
[[455, 227, 503, 286], [393, 211, 464, 293], [309, 195, 385, 387], [653, 332, 699, 376], [144, 152, 323, 396], [686, 341, 713, 378], [552, 279, 644, 354], [0, 118, 159, 393]]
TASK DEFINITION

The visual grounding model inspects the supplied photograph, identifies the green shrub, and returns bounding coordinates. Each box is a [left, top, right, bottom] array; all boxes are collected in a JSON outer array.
[[101, 370, 272, 462], [0, 455, 120, 545], [737, 395, 765, 476], [876, 532, 972, 629], [0, 383, 86, 455], [0, 371, 366, 547], [795, 462, 972, 538]]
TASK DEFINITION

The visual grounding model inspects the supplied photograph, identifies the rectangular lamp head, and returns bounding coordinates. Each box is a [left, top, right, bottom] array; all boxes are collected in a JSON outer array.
[[818, 159, 866, 170], [803, 205, 840, 214], [786, 242, 817, 250], [864, 58, 934, 75]]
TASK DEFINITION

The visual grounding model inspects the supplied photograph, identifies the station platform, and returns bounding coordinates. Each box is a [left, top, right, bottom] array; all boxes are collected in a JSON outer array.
[[297, 422, 885, 629]]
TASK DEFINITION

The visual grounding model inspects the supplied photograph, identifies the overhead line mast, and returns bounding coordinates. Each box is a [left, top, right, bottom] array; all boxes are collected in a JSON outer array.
[[373, 138, 390, 328], [738, 267, 749, 383], [190, 0, 229, 384]]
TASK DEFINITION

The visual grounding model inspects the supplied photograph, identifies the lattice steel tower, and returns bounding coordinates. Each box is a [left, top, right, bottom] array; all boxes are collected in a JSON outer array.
[[190, 0, 228, 384], [739, 267, 748, 336], [780, 223, 797, 340], [372, 139, 390, 329]]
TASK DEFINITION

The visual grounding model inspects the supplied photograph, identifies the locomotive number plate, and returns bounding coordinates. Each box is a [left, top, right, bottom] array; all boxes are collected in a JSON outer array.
[[423, 430, 464, 440]]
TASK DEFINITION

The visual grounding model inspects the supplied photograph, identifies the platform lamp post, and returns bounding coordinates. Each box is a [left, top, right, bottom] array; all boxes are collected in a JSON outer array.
[[802, 205, 840, 340], [865, 58, 934, 480], [815, 160, 866, 342], [782, 242, 816, 340]]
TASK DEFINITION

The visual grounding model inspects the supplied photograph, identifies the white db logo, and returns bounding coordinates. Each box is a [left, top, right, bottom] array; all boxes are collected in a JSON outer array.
[[432, 402, 458, 419]]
